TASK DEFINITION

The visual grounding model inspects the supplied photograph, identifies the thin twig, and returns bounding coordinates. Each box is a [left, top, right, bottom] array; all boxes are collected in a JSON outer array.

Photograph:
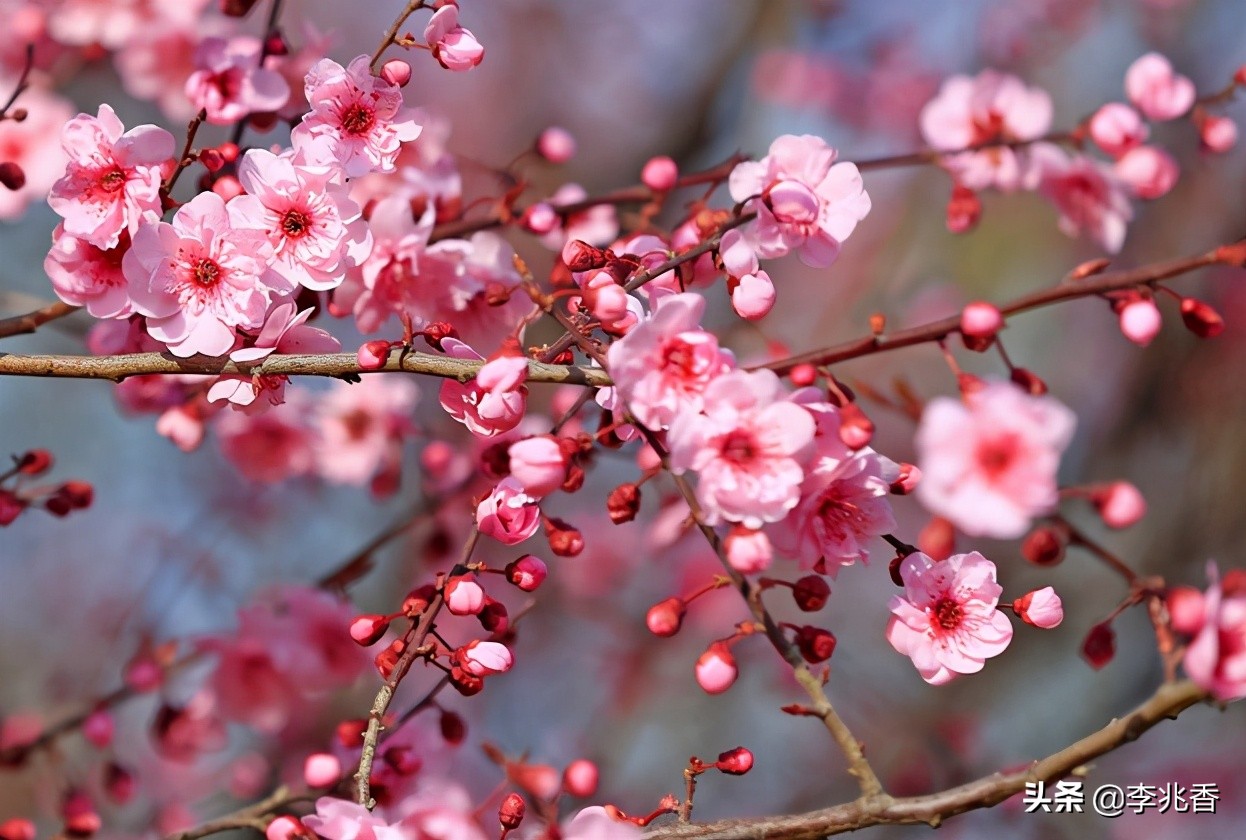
[[370, 0, 427, 72], [0, 301, 80, 340]]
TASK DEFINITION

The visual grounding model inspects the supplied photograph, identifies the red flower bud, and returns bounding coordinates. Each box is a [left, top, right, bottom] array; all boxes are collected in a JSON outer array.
[[349, 614, 390, 646], [1009, 367, 1048, 395], [1022, 525, 1065, 566], [505, 555, 548, 592], [945, 184, 981, 234], [888, 463, 921, 495], [791, 575, 831, 612], [17, 449, 52, 475], [45, 481, 93, 516], [794, 626, 837, 664], [646, 597, 686, 637], [357, 340, 391, 370], [544, 517, 584, 557], [479, 597, 509, 635], [1081, 622, 1116, 669], [263, 29, 289, 56], [607, 482, 641, 524], [838, 402, 874, 450], [563, 240, 607, 272], [789, 363, 818, 387], [375, 639, 405, 679], [0, 819, 36, 840], [0, 162, 27, 191], [1179, 297, 1225, 338], [715, 746, 754, 775], [562, 759, 599, 797], [382, 745, 422, 776], [336, 719, 367, 749], [420, 321, 459, 350], [0, 489, 24, 526], [403, 584, 438, 617], [499, 793, 526, 831], [440, 710, 466, 744]]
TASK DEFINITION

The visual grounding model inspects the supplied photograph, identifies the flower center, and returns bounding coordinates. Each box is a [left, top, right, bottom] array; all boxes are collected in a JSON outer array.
[[341, 408, 373, 440], [281, 209, 312, 238], [341, 102, 376, 136], [765, 180, 820, 225], [192, 258, 221, 287], [720, 430, 757, 465], [975, 435, 1017, 478], [933, 597, 964, 631], [99, 169, 126, 192]]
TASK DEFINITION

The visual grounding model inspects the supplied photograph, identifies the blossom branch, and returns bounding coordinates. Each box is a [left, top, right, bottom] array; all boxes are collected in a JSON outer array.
[[645, 680, 1209, 840], [760, 244, 1232, 375], [370, 0, 428, 72], [0, 300, 80, 340], [165, 786, 315, 840], [0, 349, 611, 386]]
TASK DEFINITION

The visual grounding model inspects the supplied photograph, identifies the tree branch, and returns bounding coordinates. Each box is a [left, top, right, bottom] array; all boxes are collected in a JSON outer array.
[[645, 680, 1209, 840], [0, 301, 80, 340]]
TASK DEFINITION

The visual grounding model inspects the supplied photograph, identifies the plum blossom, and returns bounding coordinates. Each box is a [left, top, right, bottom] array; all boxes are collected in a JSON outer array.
[[424, 3, 484, 72], [185, 36, 290, 124], [206, 303, 341, 409], [1033, 144, 1134, 253], [302, 798, 407, 840], [668, 369, 816, 528], [122, 191, 280, 357], [439, 339, 528, 438], [314, 377, 418, 487], [915, 379, 1076, 539], [113, 20, 210, 122], [45, 225, 132, 318], [919, 70, 1053, 191], [214, 392, 317, 483], [293, 54, 421, 177], [476, 477, 541, 545], [886, 551, 1014, 685], [1125, 52, 1196, 121], [0, 87, 72, 220], [232, 145, 370, 292], [728, 134, 870, 267], [605, 293, 735, 430], [48, 104, 175, 250], [1183, 565, 1246, 702]]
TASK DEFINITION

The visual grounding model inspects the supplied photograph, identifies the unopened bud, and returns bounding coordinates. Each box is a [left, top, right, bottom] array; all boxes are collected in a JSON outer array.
[[1179, 297, 1225, 338], [607, 482, 641, 524], [380, 59, 412, 88], [695, 642, 738, 694], [646, 597, 686, 637], [715, 746, 754, 775], [789, 363, 817, 387], [888, 463, 921, 495], [838, 402, 873, 450], [440, 710, 466, 744], [641, 156, 679, 192], [357, 340, 391, 370], [349, 614, 391, 646], [17, 449, 52, 475], [1081, 622, 1116, 669], [505, 555, 548, 592], [1022, 525, 1065, 566], [499, 793, 526, 831], [791, 574, 831, 611], [945, 184, 981, 234], [1013, 586, 1064, 629], [0, 162, 26, 191], [1092, 481, 1147, 529], [562, 759, 599, 797], [544, 517, 584, 556], [794, 625, 837, 663], [1009, 366, 1048, 395]]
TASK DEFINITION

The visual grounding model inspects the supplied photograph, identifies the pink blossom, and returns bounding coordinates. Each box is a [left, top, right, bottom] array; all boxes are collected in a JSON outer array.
[[0, 87, 71, 220], [728, 134, 870, 267], [605, 293, 735, 430], [46, 0, 142, 49], [45, 225, 132, 318], [915, 380, 1076, 539], [49, 104, 175, 250], [476, 477, 541, 545], [1125, 52, 1195, 121], [886, 551, 1014, 685], [113, 20, 207, 122], [1183, 565, 1246, 702], [232, 146, 370, 292], [215, 394, 317, 483], [314, 377, 417, 487], [541, 183, 619, 249], [1094, 481, 1147, 528], [456, 640, 513, 677], [396, 782, 488, 840], [695, 642, 738, 694], [507, 436, 568, 497], [1088, 103, 1149, 158], [536, 127, 576, 163], [424, 4, 484, 72], [562, 807, 643, 840], [444, 575, 485, 616], [1033, 145, 1134, 253], [730, 271, 776, 320], [1113, 145, 1179, 200], [185, 36, 290, 125], [302, 797, 408, 840], [1117, 296, 1162, 346], [123, 191, 280, 357], [293, 55, 421, 178], [304, 753, 343, 788], [206, 303, 341, 409], [439, 339, 528, 438], [668, 369, 815, 528], [1199, 114, 1238, 153], [1014, 586, 1063, 629], [919, 70, 1053, 191], [724, 526, 773, 574]]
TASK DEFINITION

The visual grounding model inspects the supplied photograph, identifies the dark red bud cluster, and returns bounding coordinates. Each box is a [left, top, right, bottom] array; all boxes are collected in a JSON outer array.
[[791, 575, 831, 611], [607, 482, 641, 523], [793, 625, 837, 663], [544, 517, 584, 556], [564, 240, 609, 272], [44, 481, 93, 517]]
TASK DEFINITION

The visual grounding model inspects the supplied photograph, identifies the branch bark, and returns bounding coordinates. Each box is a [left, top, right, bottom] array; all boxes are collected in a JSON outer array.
[[645, 680, 1209, 840]]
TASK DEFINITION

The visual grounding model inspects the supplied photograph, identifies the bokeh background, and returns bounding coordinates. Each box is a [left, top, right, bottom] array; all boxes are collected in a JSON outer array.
[[2, 1, 1246, 838]]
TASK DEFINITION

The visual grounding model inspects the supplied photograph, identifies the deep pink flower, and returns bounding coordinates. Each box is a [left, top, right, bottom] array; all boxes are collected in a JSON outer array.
[[1125, 52, 1195, 121], [292, 54, 421, 177], [919, 70, 1052, 191], [606, 293, 735, 430], [476, 477, 541, 545], [1033, 144, 1134, 253], [0, 87, 72, 220], [728, 134, 870, 267], [439, 339, 528, 438], [507, 435, 569, 497], [232, 146, 371, 293], [915, 380, 1076, 539], [185, 36, 290, 125], [1184, 565, 1246, 702], [424, 4, 484, 72], [668, 369, 816, 528], [49, 104, 174, 250], [314, 376, 417, 487], [45, 225, 132, 318], [886, 551, 1014, 685], [122, 191, 279, 357]]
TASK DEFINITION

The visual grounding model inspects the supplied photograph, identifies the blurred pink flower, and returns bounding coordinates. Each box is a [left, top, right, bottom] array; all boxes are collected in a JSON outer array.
[[562, 807, 643, 840], [123, 191, 279, 357], [314, 376, 417, 487], [728, 134, 870, 267], [1125, 52, 1195, 121], [0, 86, 71, 220], [915, 380, 1075, 539], [1184, 566, 1246, 702], [886, 551, 1014, 685], [303, 797, 409, 840], [1088, 102, 1148, 159], [185, 36, 290, 124], [49, 104, 174, 250], [919, 70, 1052, 191], [215, 394, 317, 483], [540, 183, 619, 249], [668, 369, 815, 528], [293, 54, 421, 177], [424, 3, 484, 72], [1033, 144, 1134, 253], [605, 292, 734, 430]]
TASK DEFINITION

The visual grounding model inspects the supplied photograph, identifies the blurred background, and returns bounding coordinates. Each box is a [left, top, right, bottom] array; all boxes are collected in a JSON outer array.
[[2, 0, 1246, 838]]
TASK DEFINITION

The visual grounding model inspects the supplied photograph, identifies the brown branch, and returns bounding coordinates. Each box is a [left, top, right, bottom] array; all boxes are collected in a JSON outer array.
[[370, 0, 428, 72], [853, 131, 1081, 173], [0, 349, 612, 386], [0, 301, 80, 340], [166, 786, 314, 840], [645, 680, 1209, 840], [760, 245, 1228, 376]]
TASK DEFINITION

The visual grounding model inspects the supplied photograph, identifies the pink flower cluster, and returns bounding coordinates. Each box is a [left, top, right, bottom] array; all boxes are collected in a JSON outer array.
[[1178, 566, 1246, 703]]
